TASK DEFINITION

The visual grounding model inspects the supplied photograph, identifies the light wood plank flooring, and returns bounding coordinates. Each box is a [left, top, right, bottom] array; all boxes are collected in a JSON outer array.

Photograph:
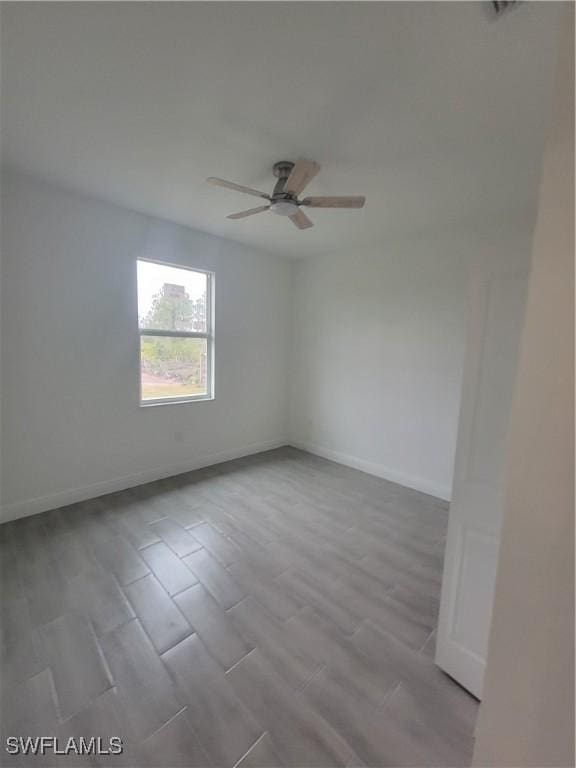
[[0, 447, 478, 767]]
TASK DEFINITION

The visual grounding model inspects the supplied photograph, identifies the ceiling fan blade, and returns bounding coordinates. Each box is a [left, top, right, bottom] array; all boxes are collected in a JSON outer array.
[[227, 205, 270, 220], [301, 196, 365, 208], [289, 209, 314, 230], [207, 177, 269, 200], [284, 159, 321, 195]]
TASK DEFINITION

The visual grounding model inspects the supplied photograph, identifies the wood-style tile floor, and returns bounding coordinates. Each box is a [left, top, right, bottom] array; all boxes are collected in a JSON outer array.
[[0, 447, 478, 767]]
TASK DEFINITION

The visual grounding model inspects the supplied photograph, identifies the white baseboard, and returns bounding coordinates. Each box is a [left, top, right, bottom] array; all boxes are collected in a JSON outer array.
[[1, 437, 451, 524], [289, 440, 452, 501], [0, 438, 287, 524]]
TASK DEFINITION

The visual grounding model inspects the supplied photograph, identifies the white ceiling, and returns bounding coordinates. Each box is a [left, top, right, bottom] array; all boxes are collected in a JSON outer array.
[[1, 2, 562, 258]]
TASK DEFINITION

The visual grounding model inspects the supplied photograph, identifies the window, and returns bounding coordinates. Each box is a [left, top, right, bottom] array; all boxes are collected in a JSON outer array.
[[137, 260, 213, 404]]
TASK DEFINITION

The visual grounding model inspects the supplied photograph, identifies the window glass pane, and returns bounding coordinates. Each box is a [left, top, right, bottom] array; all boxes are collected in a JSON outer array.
[[138, 260, 207, 333], [140, 336, 208, 400]]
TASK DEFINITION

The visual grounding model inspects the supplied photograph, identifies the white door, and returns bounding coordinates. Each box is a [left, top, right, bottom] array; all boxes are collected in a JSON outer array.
[[436, 247, 530, 698]]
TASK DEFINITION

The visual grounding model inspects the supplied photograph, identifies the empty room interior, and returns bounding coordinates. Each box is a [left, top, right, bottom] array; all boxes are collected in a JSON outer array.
[[0, 3, 573, 768]]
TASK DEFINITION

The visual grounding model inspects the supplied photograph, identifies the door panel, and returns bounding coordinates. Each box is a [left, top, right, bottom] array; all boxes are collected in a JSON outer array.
[[467, 275, 529, 487], [436, 256, 529, 698]]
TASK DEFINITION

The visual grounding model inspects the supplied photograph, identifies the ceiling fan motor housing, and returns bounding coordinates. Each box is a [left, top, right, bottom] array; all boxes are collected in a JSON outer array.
[[272, 161, 295, 179]]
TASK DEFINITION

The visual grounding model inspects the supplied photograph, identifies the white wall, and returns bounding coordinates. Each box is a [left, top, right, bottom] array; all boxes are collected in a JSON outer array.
[[473, 10, 574, 765], [0, 172, 292, 521], [288, 223, 534, 501]]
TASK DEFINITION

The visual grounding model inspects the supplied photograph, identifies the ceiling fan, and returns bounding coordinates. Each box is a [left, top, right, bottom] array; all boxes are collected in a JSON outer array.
[[207, 159, 365, 230]]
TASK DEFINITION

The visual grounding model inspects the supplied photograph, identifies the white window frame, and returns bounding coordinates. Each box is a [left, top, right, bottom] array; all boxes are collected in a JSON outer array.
[[138, 259, 215, 406]]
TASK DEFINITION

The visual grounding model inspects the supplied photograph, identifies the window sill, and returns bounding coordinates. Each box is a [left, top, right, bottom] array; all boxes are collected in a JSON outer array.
[[140, 395, 214, 407]]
